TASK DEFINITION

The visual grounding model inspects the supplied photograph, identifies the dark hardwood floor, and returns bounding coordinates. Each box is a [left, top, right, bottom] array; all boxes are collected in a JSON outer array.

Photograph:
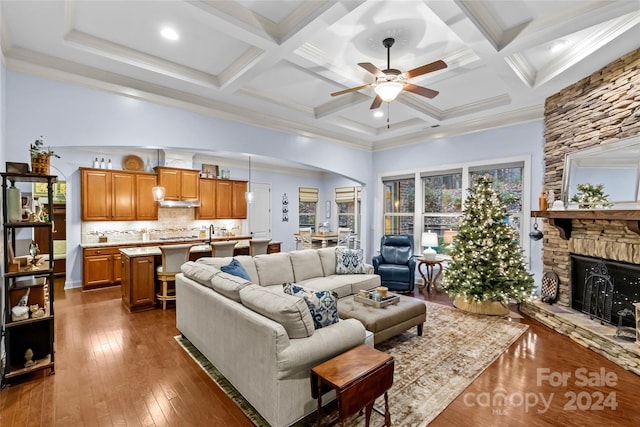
[[1, 279, 638, 426]]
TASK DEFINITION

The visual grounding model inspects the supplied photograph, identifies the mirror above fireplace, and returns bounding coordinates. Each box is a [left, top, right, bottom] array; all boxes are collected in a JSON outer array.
[[562, 135, 640, 208]]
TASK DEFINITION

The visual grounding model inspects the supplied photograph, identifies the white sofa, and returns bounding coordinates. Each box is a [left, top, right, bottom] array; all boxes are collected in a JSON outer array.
[[175, 248, 381, 427]]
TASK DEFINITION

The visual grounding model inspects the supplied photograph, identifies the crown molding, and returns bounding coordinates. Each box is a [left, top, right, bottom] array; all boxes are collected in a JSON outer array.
[[373, 105, 543, 152], [535, 11, 640, 88], [5, 43, 545, 156], [504, 53, 536, 88], [5, 47, 374, 150], [64, 29, 220, 88]]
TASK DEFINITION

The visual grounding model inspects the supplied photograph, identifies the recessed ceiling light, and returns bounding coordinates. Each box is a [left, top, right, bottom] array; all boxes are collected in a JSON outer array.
[[373, 111, 384, 118], [549, 40, 568, 53], [161, 27, 179, 41]]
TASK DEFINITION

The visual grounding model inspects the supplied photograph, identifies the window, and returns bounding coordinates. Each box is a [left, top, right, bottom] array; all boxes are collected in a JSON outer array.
[[422, 171, 462, 253], [298, 187, 318, 230], [335, 186, 361, 234], [383, 178, 414, 235], [380, 158, 528, 262], [469, 163, 524, 241]]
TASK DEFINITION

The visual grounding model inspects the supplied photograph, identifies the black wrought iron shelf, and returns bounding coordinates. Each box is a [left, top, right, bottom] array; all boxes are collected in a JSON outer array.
[[5, 221, 53, 228], [5, 314, 53, 329], [4, 268, 54, 279], [4, 356, 54, 380], [2, 172, 56, 386], [3, 172, 57, 183], [532, 210, 640, 240]]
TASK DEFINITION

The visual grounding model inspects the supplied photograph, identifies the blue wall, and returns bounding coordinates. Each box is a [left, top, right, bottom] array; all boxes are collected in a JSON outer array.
[[4, 70, 546, 291], [5, 72, 368, 287], [370, 120, 546, 288]]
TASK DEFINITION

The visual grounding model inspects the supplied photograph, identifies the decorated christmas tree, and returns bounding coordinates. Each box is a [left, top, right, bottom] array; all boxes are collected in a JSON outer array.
[[443, 175, 534, 309]]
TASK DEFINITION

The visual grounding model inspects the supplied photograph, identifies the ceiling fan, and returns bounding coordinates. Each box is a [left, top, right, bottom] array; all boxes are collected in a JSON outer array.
[[330, 37, 447, 109]]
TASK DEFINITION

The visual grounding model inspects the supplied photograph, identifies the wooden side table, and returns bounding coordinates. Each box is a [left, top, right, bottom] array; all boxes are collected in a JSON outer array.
[[416, 256, 448, 293], [311, 344, 394, 426]]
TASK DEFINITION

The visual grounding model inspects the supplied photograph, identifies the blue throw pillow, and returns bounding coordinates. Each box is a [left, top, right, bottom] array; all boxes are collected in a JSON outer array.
[[335, 247, 367, 274], [283, 283, 339, 329], [220, 258, 251, 281]]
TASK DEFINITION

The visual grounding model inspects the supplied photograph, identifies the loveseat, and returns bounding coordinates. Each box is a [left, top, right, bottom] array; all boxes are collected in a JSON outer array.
[[175, 248, 381, 427]]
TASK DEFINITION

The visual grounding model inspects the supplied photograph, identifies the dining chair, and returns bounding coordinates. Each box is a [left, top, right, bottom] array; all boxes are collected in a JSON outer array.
[[211, 240, 238, 257], [337, 227, 352, 248], [249, 238, 271, 256], [297, 227, 313, 250], [157, 244, 194, 310]]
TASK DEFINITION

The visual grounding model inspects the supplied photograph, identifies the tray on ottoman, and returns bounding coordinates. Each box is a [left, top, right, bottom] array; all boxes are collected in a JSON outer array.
[[354, 294, 399, 308]]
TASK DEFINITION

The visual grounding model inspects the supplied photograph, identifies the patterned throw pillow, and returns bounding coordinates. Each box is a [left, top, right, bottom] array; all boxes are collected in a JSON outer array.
[[283, 283, 339, 329], [335, 247, 367, 274]]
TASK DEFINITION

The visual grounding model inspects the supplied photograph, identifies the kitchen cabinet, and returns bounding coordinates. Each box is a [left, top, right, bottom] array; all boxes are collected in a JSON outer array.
[[121, 253, 155, 312], [216, 179, 247, 219], [81, 168, 110, 220], [135, 173, 158, 220], [232, 180, 248, 218], [2, 173, 56, 385], [83, 247, 127, 290], [155, 167, 200, 201], [81, 168, 158, 221], [111, 172, 136, 220], [196, 178, 217, 219]]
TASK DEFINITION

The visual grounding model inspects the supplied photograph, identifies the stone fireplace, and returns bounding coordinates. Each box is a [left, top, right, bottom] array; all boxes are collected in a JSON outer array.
[[520, 47, 640, 375]]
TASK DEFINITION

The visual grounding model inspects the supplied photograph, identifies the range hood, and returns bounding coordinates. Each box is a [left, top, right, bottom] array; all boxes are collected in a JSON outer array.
[[158, 200, 201, 208]]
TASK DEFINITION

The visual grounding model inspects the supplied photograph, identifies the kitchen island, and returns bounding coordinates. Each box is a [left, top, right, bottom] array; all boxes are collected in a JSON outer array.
[[120, 244, 214, 312], [81, 235, 251, 290], [119, 239, 281, 312]]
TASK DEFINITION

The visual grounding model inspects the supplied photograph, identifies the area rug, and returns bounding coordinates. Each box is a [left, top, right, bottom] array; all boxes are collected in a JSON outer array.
[[175, 301, 528, 426]]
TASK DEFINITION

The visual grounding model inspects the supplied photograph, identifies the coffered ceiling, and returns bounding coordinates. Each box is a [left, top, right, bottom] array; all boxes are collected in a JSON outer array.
[[2, 0, 639, 152]]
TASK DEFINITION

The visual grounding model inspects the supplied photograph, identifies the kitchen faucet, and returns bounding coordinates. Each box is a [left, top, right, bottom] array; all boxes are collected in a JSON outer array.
[[208, 224, 215, 246]]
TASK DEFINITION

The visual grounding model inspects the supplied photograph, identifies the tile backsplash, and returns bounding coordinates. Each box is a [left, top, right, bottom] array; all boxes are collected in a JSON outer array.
[[81, 207, 246, 244]]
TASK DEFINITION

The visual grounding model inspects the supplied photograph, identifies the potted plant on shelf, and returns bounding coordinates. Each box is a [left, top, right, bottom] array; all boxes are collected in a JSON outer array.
[[30, 136, 60, 175]]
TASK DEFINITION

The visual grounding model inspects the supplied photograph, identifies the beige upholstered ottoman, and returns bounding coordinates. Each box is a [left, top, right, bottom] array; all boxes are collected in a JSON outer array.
[[337, 295, 426, 345]]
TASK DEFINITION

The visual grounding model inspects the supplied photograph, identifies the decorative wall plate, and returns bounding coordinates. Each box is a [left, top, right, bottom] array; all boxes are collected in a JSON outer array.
[[122, 155, 144, 171]]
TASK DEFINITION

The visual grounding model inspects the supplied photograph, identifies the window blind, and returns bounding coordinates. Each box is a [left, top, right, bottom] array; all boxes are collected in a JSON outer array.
[[299, 187, 319, 202], [335, 186, 355, 202]]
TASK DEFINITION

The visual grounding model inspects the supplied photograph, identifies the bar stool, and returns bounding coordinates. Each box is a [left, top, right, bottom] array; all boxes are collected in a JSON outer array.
[[157, 244, 193, 310], [249, 238, 271, 256], [211, 240, 238, 257]]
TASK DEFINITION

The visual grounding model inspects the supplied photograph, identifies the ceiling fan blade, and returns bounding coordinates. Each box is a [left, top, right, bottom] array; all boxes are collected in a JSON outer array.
[[404, 84, 439, 99], [369, 95, 382, 110], [330, 83, 372, 97], [358, 62, 385, 77], [404, 60, 447, 79]]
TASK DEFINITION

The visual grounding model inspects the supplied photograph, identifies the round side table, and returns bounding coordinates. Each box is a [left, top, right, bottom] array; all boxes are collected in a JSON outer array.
[[416, 257, 445, 293]]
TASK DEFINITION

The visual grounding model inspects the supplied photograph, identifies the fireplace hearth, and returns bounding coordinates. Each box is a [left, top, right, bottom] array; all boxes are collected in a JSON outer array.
[[571, 254, 639, 329]]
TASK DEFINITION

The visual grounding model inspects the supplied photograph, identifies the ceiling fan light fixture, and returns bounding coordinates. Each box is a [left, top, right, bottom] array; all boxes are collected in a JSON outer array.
[[374, 81, 404, 102]]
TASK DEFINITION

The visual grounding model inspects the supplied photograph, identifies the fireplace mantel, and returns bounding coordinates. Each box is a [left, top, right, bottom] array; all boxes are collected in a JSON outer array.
[[532, 210, 640, 240]]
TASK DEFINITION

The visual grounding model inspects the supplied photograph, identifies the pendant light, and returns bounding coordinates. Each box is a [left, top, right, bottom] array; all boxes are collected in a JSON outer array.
[[152, 149, 165, 201], [152, 185, 166, 201], [245, 155, 254, 204]]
